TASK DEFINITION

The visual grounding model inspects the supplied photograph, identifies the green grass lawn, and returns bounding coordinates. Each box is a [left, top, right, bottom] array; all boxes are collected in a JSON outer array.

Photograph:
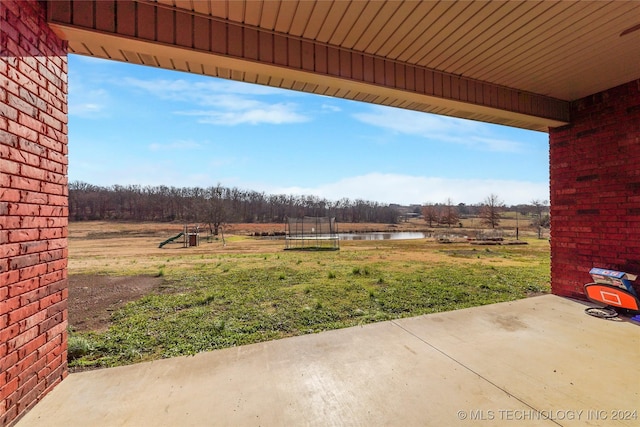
[[68, 238, 550, 369]]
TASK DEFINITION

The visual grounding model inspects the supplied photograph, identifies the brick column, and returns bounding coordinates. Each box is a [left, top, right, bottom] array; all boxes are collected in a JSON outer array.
[[1, 1, 68, 425], [549, 80, 640, 299]]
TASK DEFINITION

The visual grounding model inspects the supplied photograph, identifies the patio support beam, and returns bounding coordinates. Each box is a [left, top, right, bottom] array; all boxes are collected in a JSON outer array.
[[46, 0, 569, 132]]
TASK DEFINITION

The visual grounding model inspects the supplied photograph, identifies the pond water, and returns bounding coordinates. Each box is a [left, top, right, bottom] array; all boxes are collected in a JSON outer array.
[[338, 232, 431, 241], [266, 231, 451, 241]]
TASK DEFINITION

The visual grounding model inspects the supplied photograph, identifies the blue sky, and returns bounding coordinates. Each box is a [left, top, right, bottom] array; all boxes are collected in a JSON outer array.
[[68, 54, 549, 206]]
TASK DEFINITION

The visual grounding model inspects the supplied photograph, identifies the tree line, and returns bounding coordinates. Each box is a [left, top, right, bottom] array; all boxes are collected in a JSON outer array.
[[68, 182, 400, 231], [421, 195, 549, 235], [69, 182, 549, 236]]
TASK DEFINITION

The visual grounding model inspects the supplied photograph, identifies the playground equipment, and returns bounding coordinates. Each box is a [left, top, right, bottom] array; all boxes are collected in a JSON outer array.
[[184, 224, 200, 248], [158, 232, 184, 248], [159, 225, 201, 248], [284, 216, 339, 251]]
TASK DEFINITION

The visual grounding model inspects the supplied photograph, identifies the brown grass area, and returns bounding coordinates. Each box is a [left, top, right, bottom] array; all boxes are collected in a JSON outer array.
[[68, 220, 545, 274]]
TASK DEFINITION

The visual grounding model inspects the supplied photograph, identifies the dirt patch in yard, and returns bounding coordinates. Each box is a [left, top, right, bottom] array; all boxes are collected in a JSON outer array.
[[68, 275, 165, 332]]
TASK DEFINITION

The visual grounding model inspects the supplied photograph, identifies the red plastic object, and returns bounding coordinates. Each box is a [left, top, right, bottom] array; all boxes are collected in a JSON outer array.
[[584, 283, 640, 312]]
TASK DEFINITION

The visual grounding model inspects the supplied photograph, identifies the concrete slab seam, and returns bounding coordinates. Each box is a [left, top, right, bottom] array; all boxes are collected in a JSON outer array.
[[389, 319, 564, 427]]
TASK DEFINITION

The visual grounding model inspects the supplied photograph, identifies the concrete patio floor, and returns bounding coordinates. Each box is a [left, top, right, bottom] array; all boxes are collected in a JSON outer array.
[[16, 295, 639, 427]]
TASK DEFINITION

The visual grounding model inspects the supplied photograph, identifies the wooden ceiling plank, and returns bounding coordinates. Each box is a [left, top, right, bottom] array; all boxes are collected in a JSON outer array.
[[355, 1, 414, 54], [227, 0, 245, 23], [416, 1, 516, 69], [407, 1, 475, 64], [414, 1, 540, 68], [439, 0, 576, 75], [259, 0, 279, 30], [55, 0, 630, 125], [493, 2, 635, 92], [209, 0, 228, 19], [392, 1, 457, 64], [429, 1, 508, 70], [510, 12, 640, 99], [462, 1, 574, 78], [416, 1, 499, 68], [274, 0, 299, 33], [301, 1, 336, 41], [379, 1, 442, 59], [375, 1, 442, 58], [243, 0, 263, 26], [288, 0, 316, 37], [340, 0, 385, 49], [314, 1, 351, 44], [191, 0, 211, 16], [488, 2, 614, 85], [327, 0, 368, 46]]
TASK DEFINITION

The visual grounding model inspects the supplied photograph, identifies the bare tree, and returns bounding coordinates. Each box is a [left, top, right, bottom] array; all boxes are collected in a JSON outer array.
[[203, 184, 227, 236], [422, 203, 439, 227], [440, 198, 459, 228], [479, 194, 504, 229], [530, 199, 549, 238]]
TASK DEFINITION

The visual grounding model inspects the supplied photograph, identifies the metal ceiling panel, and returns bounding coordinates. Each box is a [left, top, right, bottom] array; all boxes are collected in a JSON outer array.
[[273, 0, 299, 34], [299, 0, 333, 40], [315, 1, 352, 44], [47, 0, 640, 132]]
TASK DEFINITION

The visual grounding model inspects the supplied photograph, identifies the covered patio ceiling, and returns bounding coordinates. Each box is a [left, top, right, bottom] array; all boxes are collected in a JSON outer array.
[[47, 1, 640, 131]]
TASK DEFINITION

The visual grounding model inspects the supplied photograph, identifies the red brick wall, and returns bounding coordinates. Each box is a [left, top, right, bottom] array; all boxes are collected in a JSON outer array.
[[549, 80, 640, 299], [1, 1, 68, 425]]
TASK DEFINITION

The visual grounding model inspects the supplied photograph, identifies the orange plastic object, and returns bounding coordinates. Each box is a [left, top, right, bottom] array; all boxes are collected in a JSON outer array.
[[584, 283, 640, 312]]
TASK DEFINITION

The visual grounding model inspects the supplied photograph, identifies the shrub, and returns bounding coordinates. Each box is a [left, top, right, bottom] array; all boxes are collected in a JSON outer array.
[[68, 335, 95, 361]]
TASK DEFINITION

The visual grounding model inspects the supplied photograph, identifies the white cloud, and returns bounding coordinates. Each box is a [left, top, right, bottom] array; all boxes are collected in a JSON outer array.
[[121, 77, 285, 100], [321, 103, 342, 112], [68, 57, 114, 118], [176, 103, 308, 125], [266, 173, 549, 206], [122, 77, 310, 125], [353, 106, 526, 152], [68, 86, 109, 118]]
